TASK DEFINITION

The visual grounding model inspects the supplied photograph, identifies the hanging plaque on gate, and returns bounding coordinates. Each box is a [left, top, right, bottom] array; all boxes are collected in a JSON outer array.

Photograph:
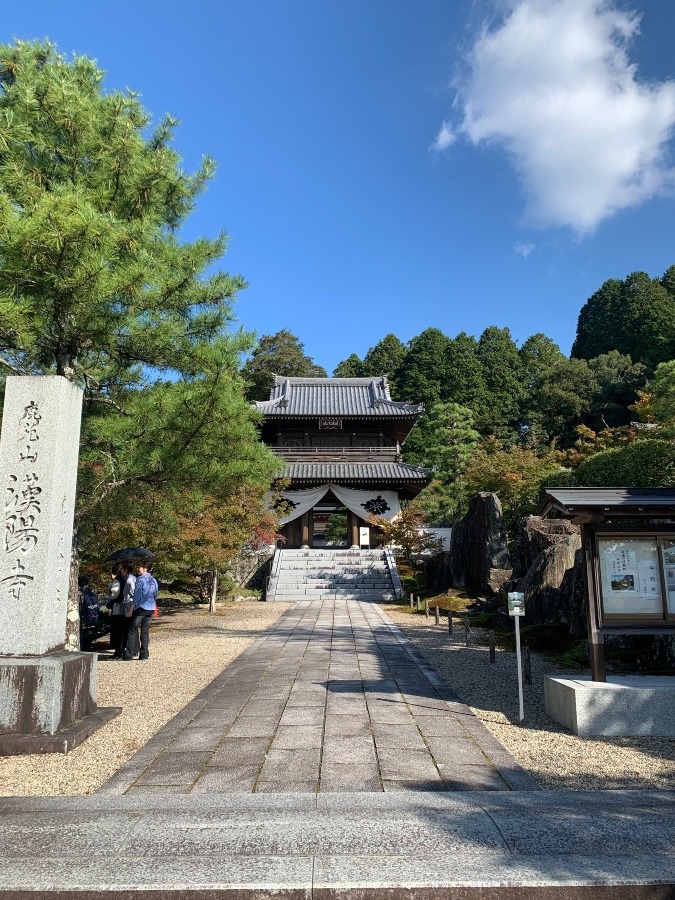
[[319, 417, 342, 429]]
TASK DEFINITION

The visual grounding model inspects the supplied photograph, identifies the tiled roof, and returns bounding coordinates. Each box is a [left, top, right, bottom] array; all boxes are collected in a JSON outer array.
[[541, 487, 675, 515], [253, 376, 423, 417], [281, 461, 433, 483]]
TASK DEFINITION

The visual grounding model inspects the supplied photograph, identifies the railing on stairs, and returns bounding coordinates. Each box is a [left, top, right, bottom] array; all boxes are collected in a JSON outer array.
[[383, 548, 404, 600], [265, 549, 284, 602]]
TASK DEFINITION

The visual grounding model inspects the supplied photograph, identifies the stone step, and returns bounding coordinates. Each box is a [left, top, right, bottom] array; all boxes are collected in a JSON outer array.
[[276, 577, 391, 585], [273, 592, 397, 601], [3, 792, 670, 897], [270, 549, 396, 603]]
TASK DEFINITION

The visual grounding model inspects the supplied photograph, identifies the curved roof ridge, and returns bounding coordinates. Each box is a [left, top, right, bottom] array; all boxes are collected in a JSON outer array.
[[254, 375, 423, 417]]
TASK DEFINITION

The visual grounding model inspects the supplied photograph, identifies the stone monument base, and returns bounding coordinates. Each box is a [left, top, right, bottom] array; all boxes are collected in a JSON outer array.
[[0, 651, 121, 756], [545, 674, 675, 737]]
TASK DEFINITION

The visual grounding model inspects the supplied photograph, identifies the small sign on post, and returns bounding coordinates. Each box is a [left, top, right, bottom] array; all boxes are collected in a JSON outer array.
[[508, 591, 525, 723]]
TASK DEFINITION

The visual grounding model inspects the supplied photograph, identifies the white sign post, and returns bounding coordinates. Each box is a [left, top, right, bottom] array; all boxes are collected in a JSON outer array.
[[359, 526, 370, 549], [508, 591, 525, 723]]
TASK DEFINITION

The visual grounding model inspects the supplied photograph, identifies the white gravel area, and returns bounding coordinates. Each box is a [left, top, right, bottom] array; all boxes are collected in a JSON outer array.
[[0, 601, 288, 797], [384, 604, 675, 791]]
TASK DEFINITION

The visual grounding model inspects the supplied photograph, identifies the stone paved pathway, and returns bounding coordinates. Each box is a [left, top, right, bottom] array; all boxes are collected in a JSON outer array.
[[99, 600, 537, 795]]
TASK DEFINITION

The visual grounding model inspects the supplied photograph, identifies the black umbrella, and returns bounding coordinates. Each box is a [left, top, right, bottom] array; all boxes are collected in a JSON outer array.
[[105, 546, 155, 563]]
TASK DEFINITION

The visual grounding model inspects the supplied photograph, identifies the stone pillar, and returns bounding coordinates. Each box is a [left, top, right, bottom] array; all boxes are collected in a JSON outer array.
[[0, 376, 120, 754]]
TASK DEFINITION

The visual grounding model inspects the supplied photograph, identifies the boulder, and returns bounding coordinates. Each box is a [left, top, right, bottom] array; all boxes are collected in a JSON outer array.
[[512, 516, 580, 578], [449, 492, 511, 595], [520, 532, 584, 635]]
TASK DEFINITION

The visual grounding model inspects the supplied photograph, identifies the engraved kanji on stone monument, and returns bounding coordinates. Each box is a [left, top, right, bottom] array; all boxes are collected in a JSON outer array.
[[0, 377, 83, 656]]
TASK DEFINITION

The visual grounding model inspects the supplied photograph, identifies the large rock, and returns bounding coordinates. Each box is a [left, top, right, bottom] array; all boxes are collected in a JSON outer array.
[[520, 533, 583, 633], [446, 493, 511, 595], [512, 515, 580, 578]]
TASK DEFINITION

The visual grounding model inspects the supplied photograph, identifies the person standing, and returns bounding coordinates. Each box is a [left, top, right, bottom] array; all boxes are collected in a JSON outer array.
[[124, 562, 158, 661], [107, 565, 127, 659], [120, 561, 136, 651]]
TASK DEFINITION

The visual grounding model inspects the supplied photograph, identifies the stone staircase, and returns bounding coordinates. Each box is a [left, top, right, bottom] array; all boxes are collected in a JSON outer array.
[[266, 548, 403, 602]]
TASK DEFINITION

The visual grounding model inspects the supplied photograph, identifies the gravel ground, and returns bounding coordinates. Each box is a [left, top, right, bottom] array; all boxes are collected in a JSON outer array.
[[0, 601, 288, 797], [384, 604, 675, 791]]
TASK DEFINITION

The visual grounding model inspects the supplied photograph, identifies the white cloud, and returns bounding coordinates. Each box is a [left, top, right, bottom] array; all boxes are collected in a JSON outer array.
[[432, 120, 456, 151], [514, 241, 536, 257], [442, 0, 675, 233]]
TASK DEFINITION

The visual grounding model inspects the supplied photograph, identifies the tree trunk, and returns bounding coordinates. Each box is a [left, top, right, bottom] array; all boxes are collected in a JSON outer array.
[[65, 528, 80, 651], [209, 569, 218, 613]]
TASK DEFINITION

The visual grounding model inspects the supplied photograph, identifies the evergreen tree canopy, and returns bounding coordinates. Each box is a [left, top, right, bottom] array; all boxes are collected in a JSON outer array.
[[0, 40, 242, 386], [572, 269, 675, 372], [360, 333, 406, 388], [404, 402, 479, 524], [333, 353, 363, 378], [475, 326, 524, 435], [585, 351, 646, 432], [647, 360, 675, 433], [0, 40, 280, 570], [444, 331, 488, 411], [241, 329, 327, 400], [396, 327, 452, 407]]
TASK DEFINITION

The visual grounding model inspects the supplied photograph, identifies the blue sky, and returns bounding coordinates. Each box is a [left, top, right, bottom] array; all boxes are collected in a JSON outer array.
[[4, 1, 675, 375]]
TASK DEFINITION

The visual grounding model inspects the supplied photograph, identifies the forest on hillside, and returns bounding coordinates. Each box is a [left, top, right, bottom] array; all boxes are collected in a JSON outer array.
[[243, 266, 675, 529]]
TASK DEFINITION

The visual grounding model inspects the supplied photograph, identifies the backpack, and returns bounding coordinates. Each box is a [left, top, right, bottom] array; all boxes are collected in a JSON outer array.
[[81, 587, 100, 627], [108, 579, 121, 600]]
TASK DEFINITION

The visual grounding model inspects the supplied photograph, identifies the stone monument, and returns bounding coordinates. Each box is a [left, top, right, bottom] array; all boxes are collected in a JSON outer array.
[[0, 376, 120, 754]]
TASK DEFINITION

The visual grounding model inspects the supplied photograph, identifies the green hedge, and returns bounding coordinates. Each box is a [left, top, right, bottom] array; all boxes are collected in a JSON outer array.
[[573, 439, 675, 487]]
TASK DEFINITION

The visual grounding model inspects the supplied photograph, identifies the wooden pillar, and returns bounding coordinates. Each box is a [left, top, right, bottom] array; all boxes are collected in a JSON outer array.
[[348, 511, 359, 549], [301, 512, 310, 549], [581, 523, 606, 682]]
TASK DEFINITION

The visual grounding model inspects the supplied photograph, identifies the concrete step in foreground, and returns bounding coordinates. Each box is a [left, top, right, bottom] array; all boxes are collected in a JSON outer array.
[[0, 791, 673, 898]]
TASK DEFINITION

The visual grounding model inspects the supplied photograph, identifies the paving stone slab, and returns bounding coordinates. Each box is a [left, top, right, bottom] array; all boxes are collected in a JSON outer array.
[[209, 737, 271, 767], [96, 599, 536, 795]]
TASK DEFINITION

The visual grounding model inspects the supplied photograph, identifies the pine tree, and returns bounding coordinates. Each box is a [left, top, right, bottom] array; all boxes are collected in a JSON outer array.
[[0, 41, 280, 589]]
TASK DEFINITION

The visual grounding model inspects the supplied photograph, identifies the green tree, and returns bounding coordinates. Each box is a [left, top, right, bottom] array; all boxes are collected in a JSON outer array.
[[361, 333, 406, 390], [518, 333, 567, 442], [645, 360, 675, 434], [241, 329, 326, 400], [586, 351, 646, 431], [526, 356, 597, 445], [333, 353, 363, 378], [572, 270, 675, 372], [326, 511, 348, 545], [444, 332, 488, 411], [0, 40, 241, 385], [463, 438, 563, 523], [396, 327, 452, 406], [475, 326, 524, 436], [404, 402, 479, 522], [0, 41, 280, 611], [571, 278, 623, 362]]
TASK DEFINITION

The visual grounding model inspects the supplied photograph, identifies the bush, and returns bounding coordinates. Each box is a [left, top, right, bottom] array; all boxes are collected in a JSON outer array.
[[573, 438, 675, 487]]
